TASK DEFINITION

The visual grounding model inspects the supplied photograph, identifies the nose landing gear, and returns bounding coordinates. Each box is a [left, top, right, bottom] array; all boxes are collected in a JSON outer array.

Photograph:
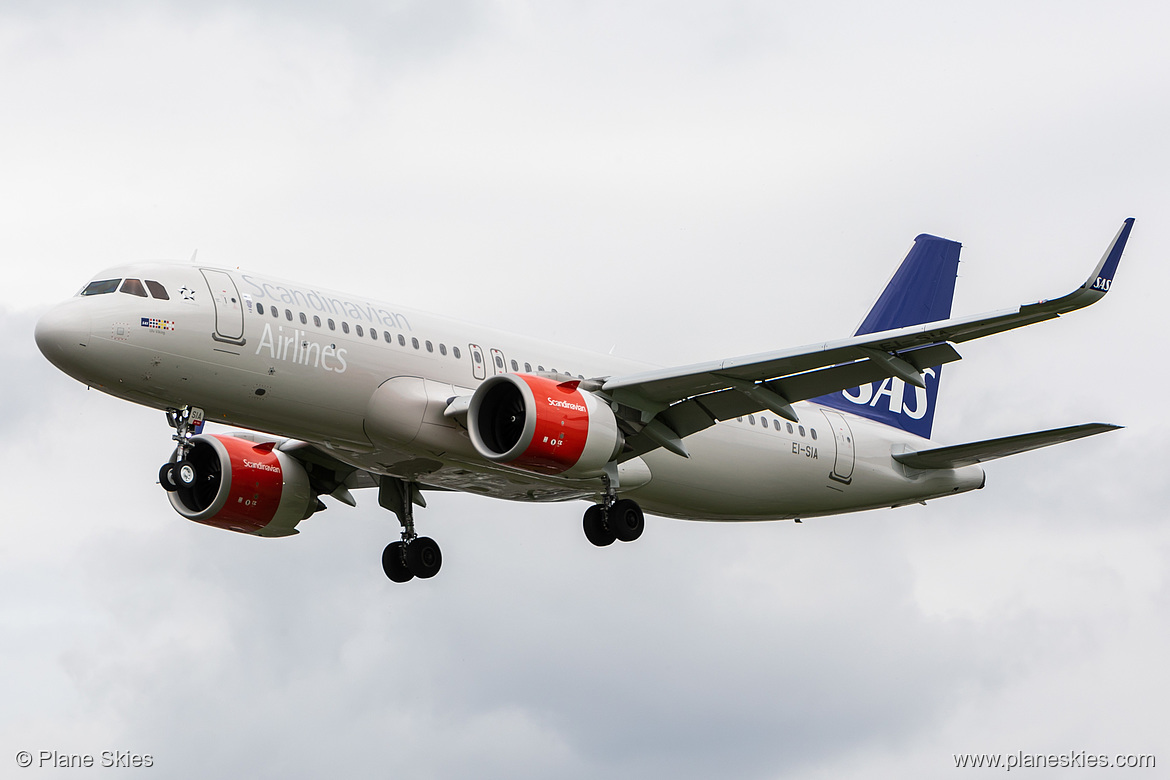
[[159, 406, 204, 492]]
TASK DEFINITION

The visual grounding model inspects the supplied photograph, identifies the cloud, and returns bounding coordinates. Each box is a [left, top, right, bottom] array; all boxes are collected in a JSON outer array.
[[2, 2, 1169, 778]]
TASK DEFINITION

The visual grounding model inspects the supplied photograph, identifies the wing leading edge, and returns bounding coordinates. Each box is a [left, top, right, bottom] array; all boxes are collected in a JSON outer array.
[[601, 219, 1133, 458]]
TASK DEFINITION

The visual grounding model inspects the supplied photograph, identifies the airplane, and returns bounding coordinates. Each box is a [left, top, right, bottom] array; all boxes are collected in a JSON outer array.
[[34, 218, 1133, 583]]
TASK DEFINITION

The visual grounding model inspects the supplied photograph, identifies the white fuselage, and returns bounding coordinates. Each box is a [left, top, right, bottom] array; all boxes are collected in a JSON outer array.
[[35, 262, 985, 522]]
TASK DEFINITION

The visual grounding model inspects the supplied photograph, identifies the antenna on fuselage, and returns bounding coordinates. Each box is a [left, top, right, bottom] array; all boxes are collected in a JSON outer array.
[[188, 249, 198, 265]]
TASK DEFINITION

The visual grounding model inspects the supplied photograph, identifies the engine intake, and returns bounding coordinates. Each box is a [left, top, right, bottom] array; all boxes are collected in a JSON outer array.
[[167, 434, 316, 537], [468, 374, 622, 477]]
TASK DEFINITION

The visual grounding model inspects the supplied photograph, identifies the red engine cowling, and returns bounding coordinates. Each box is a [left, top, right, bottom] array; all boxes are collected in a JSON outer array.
[[167, 434, 316, 537], [468, 374, 622, 477]]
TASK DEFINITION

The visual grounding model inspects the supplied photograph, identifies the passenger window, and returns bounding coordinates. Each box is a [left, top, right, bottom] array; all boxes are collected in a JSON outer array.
[[411, 338, 419, 349], [737, 417, 743, 422], [426, 340, 433, 353], [119, 278, 148, 297], [786, 422, 794, 434], [810, 428, 818, 440], [285, 309, 293, 321], [328, 318, 336, 331], [356, 325, 364, 337], [299, 312, 307, 325], [453, 346, 461, 359], [440, 343, 447, 356], [748, 414, 756, 425], [342, 322, 350, 334], [398, 334, 406, 346], [384, 331, 392, 344], [511, 359, 518, 371], [524, 363, 532, 373], [272, 306, 280, 318], [798, 425, 806, 437], [145, 280, 169, 300], [370, 329, 378, 340], [81, 279, 120, 296], [760, 418, 769, 429], [314, 315, 321, 327], [474, 351, 482, 364], [256, 303, 265, 315], [538, 366, 545, 372], [495, 355, 504, 369]]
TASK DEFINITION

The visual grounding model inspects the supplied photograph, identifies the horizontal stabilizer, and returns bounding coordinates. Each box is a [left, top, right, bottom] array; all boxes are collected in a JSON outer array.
[[893, 423, 1121, 469]]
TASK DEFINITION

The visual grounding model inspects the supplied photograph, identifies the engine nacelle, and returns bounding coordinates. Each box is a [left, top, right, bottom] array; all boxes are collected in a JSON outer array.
[[468, 374, 622, 477], [167, 434, 316, 537]]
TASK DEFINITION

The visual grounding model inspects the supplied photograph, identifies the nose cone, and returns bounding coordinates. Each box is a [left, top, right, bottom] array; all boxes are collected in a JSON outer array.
[[35, 302, 92, 377]]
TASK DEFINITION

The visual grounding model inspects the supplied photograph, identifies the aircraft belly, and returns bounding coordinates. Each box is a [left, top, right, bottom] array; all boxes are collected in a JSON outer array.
[[415, 468, 597, 502], [328, 448, 604, 503]]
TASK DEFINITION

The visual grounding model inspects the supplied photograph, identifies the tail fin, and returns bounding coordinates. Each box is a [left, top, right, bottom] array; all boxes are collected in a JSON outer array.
[[813, 234, 962, 439]]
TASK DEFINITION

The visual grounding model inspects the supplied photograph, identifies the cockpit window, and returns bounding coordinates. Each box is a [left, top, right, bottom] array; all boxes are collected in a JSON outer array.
[[145, 280, 170, 300], [119, 278, 148, 297], [81, 279, 120, 296]]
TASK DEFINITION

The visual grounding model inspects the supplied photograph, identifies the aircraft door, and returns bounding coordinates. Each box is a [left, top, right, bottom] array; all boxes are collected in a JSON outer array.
[[821, 408, 855, 484], [490, 348, 508, 375], [200, 269, 246, 345], [469, 344, 486, 380]]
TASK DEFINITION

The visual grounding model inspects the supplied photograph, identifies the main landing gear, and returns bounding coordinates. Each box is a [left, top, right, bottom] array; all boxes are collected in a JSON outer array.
[[159, 405, 204, 492], [379, 476, 442, 583], [582, 475, 645, 547]]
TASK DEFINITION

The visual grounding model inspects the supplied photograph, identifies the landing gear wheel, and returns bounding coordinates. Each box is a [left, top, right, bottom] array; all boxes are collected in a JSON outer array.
[[609, 499, 645, 542], [173, 459, 198, 488], [382, 541, 414, 583], [159, 463, 181, 492], [583, 504, 616, 547], [406, 537, 442, 579]]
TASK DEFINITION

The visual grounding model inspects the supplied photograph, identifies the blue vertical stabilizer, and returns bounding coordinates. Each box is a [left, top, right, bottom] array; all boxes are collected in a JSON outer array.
[[813, 234, 961, 439]]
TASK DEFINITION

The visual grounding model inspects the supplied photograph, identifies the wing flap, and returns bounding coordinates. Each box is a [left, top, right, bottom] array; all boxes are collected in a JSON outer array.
[[617, 342, 964, 459], [892, 423, 1121, 469], [770, 341, 961, 406]]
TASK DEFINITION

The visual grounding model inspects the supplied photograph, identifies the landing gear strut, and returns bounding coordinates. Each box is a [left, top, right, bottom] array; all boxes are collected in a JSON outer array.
[[159, 405, 204, 492], [582, 472, 644, 547], [379, 476, 442, 582]]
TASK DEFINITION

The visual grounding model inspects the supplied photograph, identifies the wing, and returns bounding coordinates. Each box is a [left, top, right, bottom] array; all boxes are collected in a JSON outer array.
[[600, 218, 1133, 458]]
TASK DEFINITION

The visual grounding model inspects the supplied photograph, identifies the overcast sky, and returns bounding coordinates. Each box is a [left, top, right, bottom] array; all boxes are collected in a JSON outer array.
[[2, 2, 1168, 778]]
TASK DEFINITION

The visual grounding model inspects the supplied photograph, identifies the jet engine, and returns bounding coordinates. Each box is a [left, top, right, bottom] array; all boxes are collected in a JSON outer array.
[[467, 374, 622, 477], [166, 434, 317, 537]]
